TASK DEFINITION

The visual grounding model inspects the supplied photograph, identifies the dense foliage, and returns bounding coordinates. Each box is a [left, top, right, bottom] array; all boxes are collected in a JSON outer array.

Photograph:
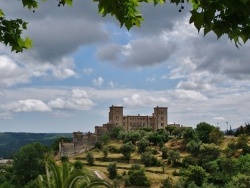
[[1, 0, 250, 52], [12, 142, 49, 186]]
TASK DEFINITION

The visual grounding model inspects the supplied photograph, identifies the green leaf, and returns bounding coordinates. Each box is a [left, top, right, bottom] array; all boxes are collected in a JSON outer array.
[[240, 35, 248, 43], [0, 9, 5, 17], [24, 37, 33, 49], [65, 0, 73, 6], [213, 29, 223, 39], [22, 0, 38, 9], [203, 25, 211, 36], [190, 10, 204, 32]]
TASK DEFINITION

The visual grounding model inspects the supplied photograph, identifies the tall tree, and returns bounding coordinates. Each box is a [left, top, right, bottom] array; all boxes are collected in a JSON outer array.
[[196, 122, 214, 143], [12, 142, 50, 186]]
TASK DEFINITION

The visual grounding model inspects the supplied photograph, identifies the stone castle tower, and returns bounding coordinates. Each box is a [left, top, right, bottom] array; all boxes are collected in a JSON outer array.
[[109, 105, 124, 126], [108, 105, 168, 131], [153, 106, 168, 131]]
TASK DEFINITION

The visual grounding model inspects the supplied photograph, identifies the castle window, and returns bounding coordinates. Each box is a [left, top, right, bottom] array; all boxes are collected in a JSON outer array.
[[116, 116, 119, 120], [161, 117, 164, 121], [161, 123, 164, 127]]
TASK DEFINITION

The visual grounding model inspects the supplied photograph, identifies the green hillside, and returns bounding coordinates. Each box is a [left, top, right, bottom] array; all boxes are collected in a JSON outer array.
[[0, 132, 72, 158]]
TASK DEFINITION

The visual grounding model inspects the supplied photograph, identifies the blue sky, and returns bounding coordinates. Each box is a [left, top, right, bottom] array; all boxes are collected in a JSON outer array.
[[0, 0, 249, 133]]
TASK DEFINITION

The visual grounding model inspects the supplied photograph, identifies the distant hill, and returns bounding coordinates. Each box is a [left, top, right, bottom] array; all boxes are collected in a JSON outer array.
[[0, 132, 72, 159]]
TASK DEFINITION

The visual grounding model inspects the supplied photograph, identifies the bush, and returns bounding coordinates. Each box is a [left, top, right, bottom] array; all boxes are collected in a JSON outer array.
[[127, 164, 150, 187], [86, 152, 95, 166], [73, 160, 83, 169], [107, 162, 117, 179], [141, 151, 159, 167], [161, 146, 168, 159]]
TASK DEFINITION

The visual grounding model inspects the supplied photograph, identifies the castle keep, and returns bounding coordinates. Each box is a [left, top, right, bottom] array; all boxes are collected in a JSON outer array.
[[60, 105, 168, 156]]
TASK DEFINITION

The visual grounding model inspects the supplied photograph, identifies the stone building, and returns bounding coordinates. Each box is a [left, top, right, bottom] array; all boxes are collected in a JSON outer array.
[[60, 105, 168, 156], [108, 105, 168, 131]]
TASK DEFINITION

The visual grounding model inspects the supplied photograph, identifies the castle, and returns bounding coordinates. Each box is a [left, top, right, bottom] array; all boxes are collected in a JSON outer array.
[[59, 105, 168, 156]]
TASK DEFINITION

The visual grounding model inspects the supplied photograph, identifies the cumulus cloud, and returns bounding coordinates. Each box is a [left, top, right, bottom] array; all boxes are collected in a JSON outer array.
[[123, 93, 168, 107], [92, 77, 104, 87], [50, 58, 77, 79], [174, 89, 207, 101], [0, 55, 31, 87], [1, 99, 51, 112], [48, 89, 94, 110]]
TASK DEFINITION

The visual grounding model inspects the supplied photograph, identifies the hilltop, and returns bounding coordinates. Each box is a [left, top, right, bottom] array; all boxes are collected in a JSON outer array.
[[0, 132, 72, 158]]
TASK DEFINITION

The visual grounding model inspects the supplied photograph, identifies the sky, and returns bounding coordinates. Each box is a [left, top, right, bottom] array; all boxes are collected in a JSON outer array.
[[0, 0, 249, 133]]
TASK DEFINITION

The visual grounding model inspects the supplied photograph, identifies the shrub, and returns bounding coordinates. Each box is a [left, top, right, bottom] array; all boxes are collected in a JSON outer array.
[[127, 164, 150, 187], [73, 160, 83, 169], [107, 162, 117, 179], [86, 152, 95, 166]]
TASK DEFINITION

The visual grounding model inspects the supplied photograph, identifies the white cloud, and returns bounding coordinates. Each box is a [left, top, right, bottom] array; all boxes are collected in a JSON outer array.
[[92, 77, 104, 87], [2, 99, 51, 112], [48, 89, 94, 110], [123, 93, 169, 107], [52, 68, 76, 79], [51, 57, 77, 79], [0, 55, 30, 87], [174, 89, 207, 101]]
